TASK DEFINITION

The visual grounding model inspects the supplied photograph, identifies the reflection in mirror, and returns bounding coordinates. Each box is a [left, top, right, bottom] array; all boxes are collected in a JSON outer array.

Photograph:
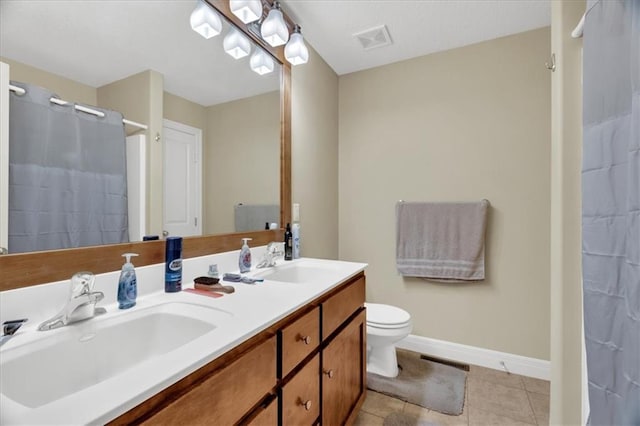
[[0, 0, 281, 254]]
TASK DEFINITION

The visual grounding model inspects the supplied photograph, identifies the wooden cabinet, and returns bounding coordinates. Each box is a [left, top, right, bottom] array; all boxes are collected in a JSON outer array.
[[281, 275, 366, 426], [113, 272, 365, 426], [322, 310, 366, 426]]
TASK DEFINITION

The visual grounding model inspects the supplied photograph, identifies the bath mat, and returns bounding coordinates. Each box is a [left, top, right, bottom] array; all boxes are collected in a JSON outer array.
[[383, 412, 438, 426], [367, 350, 466, 415]]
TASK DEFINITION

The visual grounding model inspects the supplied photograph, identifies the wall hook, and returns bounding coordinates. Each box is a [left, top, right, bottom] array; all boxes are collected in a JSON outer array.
[[545, 53, 556, 72]]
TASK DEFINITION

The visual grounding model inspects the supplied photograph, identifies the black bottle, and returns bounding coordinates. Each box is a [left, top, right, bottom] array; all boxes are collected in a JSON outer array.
[[284, 223, 293, 260]]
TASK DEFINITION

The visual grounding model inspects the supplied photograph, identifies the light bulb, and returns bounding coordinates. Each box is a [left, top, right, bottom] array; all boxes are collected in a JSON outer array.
[[250, 49, 275, 75], [224, 28, 251, 59], [285, 26, 309, 65], [190, 0, 222, 39], [260, 2, 289, 47], [230, 0, 262, 24]]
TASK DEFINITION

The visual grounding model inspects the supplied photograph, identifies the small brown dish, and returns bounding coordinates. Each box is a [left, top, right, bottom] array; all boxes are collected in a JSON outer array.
[[194, 276, 220, 285]]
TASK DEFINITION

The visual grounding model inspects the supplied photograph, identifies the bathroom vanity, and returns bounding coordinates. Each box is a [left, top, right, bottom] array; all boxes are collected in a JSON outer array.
[[0, 255, 367, 425], [114, 273, 366, 425]]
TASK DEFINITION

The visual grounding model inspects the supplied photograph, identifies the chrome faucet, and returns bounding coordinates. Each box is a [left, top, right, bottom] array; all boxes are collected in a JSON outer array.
[[38, 272, 106, 331], [257, 242, 284, 268]]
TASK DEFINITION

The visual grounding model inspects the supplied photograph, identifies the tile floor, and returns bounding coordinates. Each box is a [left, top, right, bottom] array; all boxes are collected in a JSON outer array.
[[355, 363, 550, 426]]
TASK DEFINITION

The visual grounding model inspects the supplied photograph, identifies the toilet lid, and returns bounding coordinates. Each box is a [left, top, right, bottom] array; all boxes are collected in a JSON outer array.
[[365, 303, 411, 327]]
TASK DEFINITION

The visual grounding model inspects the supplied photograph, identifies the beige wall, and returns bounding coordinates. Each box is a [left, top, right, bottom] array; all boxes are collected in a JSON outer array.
[[98, 70, 164, 236], [339, 28, 551, 360], [203, 91, 280, 235], [549, 1, 585, 424], [164, 92, 206, 131], [1, 57, 96, 105], [291, 46, 340, 259]]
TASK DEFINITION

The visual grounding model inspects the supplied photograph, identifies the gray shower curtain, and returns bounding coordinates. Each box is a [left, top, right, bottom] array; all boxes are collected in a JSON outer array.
[[582, 1, 640, 425], [8, 82, 129, 253]]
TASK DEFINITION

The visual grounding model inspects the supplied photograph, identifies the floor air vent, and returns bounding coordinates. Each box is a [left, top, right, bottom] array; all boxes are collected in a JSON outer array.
[[420, 354, 470, 371]]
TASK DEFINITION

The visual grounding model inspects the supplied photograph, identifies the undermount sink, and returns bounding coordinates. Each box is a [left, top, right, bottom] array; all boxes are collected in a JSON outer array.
[[0, 302, 232, 408], [254, 259, 347, 284]]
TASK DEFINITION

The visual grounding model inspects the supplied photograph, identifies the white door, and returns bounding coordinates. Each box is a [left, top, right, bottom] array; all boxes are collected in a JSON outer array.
[[163, 119, 202, 237], [0, 62, 10, 253]]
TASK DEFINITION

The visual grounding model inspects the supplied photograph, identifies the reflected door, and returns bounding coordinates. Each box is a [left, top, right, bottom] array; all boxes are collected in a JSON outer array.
[[163, 119, 202, 237]]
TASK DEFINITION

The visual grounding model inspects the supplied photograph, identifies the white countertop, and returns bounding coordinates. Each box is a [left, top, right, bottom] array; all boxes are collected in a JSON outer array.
[[0, 255, 366, 425]]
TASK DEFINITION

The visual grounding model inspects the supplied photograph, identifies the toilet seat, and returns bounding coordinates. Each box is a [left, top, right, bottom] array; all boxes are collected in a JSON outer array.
[[365, 303, 411, 329]]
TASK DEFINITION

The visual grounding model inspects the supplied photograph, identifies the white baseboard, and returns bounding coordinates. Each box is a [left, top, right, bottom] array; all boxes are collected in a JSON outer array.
[[396, 334, 550, 380]]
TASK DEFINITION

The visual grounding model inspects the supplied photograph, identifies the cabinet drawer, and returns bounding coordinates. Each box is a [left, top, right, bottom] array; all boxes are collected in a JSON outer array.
[[322, 276, 365, 340], [244, 396, 278, 426], [281, 354, 320, 426], [280, 306, 319, 378], [143, 336, 276, 425]]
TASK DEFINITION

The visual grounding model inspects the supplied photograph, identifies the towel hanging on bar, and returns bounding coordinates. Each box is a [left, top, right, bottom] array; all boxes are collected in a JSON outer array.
[[396, 200, 489, 281]]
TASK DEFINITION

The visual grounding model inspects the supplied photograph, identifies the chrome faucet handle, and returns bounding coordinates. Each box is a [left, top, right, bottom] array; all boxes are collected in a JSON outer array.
[[257, 242, 281, 268], [3, 319, 28, 336], [69, 272, 95, 299], [267, 241, 284, 255], [1, 319, 28, 347]]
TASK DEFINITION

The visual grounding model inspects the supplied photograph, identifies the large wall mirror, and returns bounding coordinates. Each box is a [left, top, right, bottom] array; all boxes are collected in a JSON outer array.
[[0, 0, 292, 288]]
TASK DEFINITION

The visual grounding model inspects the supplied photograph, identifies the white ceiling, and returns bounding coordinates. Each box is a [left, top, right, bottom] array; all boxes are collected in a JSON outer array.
[[282, 0, 551, 75], [0, 0, 551, 106]]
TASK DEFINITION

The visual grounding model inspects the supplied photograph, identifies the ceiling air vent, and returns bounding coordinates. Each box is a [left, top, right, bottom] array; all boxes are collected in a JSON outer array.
[[353, 25, 392, 50]]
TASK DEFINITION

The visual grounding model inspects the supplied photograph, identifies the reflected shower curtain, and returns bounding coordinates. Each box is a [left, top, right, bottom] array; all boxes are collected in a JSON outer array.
[[582, 1, 640, 425], [8, 82, 129, 253]]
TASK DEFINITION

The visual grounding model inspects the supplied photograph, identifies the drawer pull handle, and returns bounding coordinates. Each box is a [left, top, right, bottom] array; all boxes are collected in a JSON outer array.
[[323, 369, 335, 378], [299, 399, 312, 411], [299, 335, 312, 345]]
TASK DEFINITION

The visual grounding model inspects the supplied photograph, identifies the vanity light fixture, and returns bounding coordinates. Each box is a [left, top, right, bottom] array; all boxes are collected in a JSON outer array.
[[190, 0, 222, 39], [284, 25, 309, 65], [260, 1, 289, 47], [230, 0, 263, 24], [250, 49, 275, 75], [224, 27, 252, 59]]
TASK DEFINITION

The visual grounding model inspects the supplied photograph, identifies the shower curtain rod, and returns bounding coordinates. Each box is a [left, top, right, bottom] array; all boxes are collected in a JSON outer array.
[[572, 0, 602, 39], [8, 84, 148, 131]]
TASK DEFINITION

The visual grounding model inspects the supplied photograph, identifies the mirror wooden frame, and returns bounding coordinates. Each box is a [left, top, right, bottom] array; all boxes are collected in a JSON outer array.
[[0, 0, 292, 291]]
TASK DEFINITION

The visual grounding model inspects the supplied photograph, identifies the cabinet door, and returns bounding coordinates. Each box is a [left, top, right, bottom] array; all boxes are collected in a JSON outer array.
[[322, 309, 366, 426]]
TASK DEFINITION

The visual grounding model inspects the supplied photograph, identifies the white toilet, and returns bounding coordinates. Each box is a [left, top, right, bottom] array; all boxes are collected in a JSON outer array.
[[365, 302, 413, 377]]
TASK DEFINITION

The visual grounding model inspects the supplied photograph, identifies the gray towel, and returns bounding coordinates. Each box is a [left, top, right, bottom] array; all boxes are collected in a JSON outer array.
[[234, 204, 279, 232], [396, 200, 489, 281]]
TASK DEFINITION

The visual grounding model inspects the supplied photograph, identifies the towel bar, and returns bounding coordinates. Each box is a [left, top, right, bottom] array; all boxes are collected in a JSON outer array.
[[396, 199, 490, 206]]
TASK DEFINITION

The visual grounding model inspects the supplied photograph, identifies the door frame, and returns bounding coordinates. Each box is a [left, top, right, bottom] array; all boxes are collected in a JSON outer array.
[[0, 62, 10, 252], [162, 118, 203, 237]]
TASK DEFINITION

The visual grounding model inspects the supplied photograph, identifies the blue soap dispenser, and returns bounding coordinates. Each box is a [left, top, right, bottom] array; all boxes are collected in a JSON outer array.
[[239, 238, 252, 273], [118, 253, 139, 309]]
